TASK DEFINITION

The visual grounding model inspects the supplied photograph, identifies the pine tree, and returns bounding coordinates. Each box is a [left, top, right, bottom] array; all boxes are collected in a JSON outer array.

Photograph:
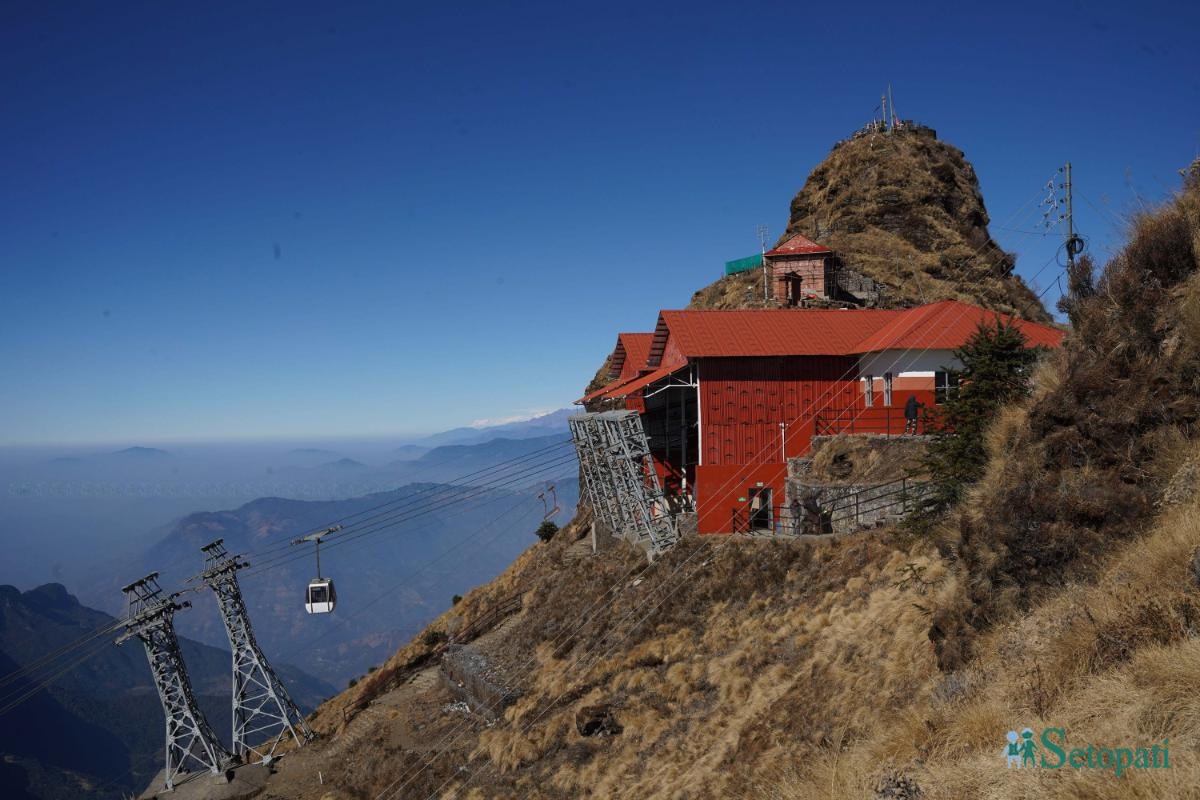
[[922, 317, 1041, 516]]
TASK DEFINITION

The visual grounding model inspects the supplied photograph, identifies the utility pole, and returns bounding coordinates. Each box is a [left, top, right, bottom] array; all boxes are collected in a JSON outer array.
[[195, 540, 313, 764], [757, 224, 770, 303], [1063, 162, 1084, 268], [117, 573, 233, 791]]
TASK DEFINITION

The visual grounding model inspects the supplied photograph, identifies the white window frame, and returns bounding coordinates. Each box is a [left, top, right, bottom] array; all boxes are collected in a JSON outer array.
[[884, 372, 894, 406], [864, 374, 874, 407]]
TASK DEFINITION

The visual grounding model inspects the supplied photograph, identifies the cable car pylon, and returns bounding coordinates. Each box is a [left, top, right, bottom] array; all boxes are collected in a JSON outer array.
[[116, 573, 233, 790], [194, 540, 314, 763]]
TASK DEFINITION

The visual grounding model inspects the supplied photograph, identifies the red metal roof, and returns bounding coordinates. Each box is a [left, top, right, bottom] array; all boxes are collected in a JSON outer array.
[[609, 332, 654, 379], [647, 308, 906, 365], [599, 361, 687, 400], [765, 233, 832, 257], [853, 300, 1064, 353], [576, 374, 636, 405], [645, 302, 1063, 367]]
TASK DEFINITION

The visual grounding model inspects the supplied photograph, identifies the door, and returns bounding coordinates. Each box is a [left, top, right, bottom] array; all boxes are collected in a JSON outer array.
[[749, 487, 773, 531]]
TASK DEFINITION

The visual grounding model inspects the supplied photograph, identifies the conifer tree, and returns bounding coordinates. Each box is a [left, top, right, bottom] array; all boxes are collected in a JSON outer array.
[[922, 317, 1041, 516]]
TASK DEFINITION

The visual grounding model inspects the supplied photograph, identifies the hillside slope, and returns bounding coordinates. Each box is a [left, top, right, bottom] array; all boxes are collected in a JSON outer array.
[[216, 166, 1196, 799], [690, 127, 1051, 323]]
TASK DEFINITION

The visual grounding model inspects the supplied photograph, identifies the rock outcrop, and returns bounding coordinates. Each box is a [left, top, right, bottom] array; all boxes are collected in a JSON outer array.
[[690, 125, 1052, 322]]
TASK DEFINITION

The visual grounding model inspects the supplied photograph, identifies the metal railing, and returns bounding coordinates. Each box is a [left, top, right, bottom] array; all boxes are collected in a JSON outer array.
[[450, 592, 523, 645], [823, 476, 934, 529], [813, 406, 935, 438], [729, 476, 935, 535]]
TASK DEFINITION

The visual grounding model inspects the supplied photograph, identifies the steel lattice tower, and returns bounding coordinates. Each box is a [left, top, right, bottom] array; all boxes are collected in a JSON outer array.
[[196, 539, 313, 763], [116, 573, 233, 790], [569, 410, 679, 558]]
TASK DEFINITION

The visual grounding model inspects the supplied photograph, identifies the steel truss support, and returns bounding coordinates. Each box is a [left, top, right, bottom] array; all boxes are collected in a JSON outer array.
[[195, 540, 314, 763], [116, 573, 233, 790], [569, 411, 679, 558]]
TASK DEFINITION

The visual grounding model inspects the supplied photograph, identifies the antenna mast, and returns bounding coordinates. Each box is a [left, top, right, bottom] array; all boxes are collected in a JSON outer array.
[[116, 573, 233, 790], [1063, 162, 1084, 268], [757, 224, 770, 303], [195, 540, 314, 764]]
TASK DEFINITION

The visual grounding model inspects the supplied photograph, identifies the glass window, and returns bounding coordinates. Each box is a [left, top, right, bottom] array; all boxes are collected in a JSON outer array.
[[309, 585, 328, 604], [935, 371, 959, 404], [884, 372, 894, 406], [864, 375, 874, 407]]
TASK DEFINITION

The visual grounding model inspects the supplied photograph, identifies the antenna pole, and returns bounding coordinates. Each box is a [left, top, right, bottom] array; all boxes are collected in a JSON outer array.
[[1063, 162, 1085, 269], [757, 224, 770, 303], [881, 92, 888, 132], [195, 540, 314, 764], [888, 83, 897, 129], [1065, 162, 1075, 267]]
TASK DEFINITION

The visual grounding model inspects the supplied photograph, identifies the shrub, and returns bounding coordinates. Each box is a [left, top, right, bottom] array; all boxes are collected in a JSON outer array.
[[452, 594, 463, 605], [535, 520, 559, 542], [347, 677, 358, 688], [422, 629, 448, 647], [931, 178, 1200, 670]]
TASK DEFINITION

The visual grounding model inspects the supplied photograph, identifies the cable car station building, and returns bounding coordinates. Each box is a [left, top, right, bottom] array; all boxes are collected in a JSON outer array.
[[572, 299, 1062, 541]]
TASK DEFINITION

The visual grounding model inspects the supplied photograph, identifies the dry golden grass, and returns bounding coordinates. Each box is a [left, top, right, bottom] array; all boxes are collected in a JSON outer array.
[[270, 165, 1200, 800], [768, 457, 1200, 800]]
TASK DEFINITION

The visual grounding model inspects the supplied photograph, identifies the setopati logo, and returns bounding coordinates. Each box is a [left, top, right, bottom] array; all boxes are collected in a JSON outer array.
[[1003, 727, 1171, 777]]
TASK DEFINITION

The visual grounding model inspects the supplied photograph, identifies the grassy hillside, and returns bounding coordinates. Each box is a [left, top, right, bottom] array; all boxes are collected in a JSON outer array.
[[250, 167, 1199, 799]]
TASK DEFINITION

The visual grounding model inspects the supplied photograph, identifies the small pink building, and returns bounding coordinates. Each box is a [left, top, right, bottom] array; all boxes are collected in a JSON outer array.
[[765, 233, 835, 305]]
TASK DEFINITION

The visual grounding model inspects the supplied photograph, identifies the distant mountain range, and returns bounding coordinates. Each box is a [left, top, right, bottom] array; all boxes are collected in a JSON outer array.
[[0, 409, 576, 592], [0, 583, 334, 800], [413, 408, 572, 448], [123, 459, 577, 686], [107, 446, 171, 458]]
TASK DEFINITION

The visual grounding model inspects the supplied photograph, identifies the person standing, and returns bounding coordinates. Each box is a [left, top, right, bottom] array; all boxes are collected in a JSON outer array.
[[904, 394, 923, 435]]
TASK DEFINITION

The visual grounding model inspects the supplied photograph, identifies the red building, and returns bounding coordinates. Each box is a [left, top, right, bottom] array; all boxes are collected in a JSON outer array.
[[579, 300, 1063, 534], [765, 233, 835, 305]]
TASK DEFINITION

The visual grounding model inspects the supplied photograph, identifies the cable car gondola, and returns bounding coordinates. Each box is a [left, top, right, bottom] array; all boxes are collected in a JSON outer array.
[[291, 526, 342, 615], [305, 577, 336, 614]]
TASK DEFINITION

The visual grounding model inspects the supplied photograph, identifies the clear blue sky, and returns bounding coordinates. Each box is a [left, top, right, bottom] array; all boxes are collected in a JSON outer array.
[[2, 0, 1197, 445]]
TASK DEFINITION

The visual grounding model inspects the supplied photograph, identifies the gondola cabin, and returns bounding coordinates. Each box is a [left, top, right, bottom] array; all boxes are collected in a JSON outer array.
[[305, 578, 336, 614]]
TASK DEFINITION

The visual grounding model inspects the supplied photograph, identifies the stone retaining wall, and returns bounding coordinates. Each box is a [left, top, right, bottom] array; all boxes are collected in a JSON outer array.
[[441, 644, 521, 720], [786, 478, 933, 535]]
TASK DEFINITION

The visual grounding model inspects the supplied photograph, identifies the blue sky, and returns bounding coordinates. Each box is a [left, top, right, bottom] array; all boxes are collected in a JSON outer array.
[[2, 0, 1197, 445]]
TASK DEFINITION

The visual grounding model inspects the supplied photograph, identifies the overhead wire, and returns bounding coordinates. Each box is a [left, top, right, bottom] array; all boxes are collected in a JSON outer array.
[[0, 441, 577, 710], [376, 178, 1081, 799], [0, 172, 1080, 728]]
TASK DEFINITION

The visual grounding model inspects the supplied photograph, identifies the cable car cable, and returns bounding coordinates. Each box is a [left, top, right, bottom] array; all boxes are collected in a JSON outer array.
[[364, 193, 1086, 797]]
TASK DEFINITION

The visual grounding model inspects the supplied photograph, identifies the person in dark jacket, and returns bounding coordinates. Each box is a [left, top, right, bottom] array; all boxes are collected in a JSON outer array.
[[904, 394, 923, 434]]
